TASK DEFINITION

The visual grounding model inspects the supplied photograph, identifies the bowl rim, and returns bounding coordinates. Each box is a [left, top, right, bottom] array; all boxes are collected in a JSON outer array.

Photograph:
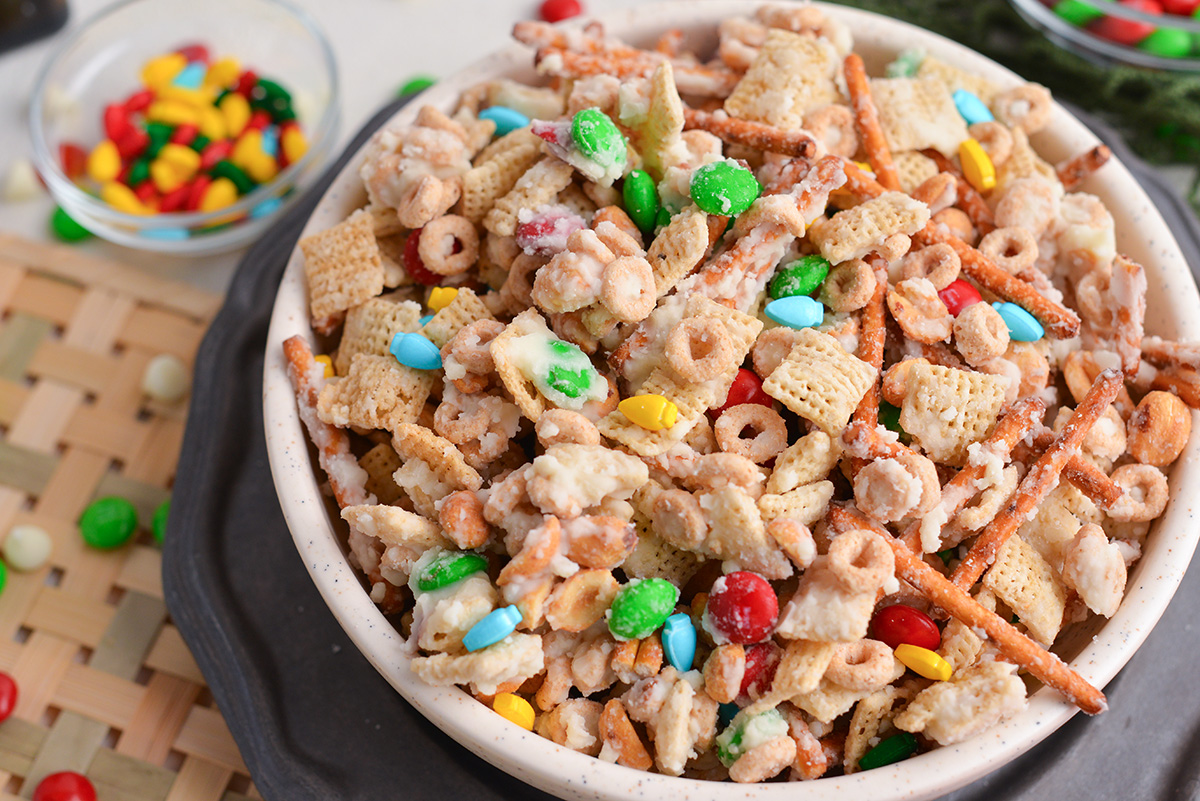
[[28, 0, 341, 232], [261, 3, 1200, 799]]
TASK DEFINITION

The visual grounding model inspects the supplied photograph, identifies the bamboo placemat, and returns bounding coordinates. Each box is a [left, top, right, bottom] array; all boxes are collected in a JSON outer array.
[[0, 234, 257, 801]]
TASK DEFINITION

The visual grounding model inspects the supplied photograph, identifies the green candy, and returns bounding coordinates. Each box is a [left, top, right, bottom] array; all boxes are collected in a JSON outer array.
[[417, 551, 488, 592], [152, 499, 170, 545], [858, 731, 919, 771], [622, 170, 660, 234], [570, 108, 626, 169], [608, 578, 679, 640], [885, 48, 925, 78], [0, 561, 6, 596], [397, 75, 436, 97], [544, 340, 597, 400], [212, 160, 255, 194], [80, 496, 138, 550], [654, 206, 672, 231], [50, 207, 93, 242], [146, 122, 172, 158], [128, 157, 151, 187], [189, 134, 212, 153], [1052, 0, 1102, 26], [250, 78, 294, 121], [689, 161, 760, 216], [936, 548, 956, 566], [1138, 27, 1192, 59], [769, 254, 831, 299], [879, 401, 905, 437], [716, 709, 788, 767]]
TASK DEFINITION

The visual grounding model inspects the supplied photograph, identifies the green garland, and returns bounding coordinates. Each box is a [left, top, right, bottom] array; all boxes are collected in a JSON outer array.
[[829, 0, 1200, 208]]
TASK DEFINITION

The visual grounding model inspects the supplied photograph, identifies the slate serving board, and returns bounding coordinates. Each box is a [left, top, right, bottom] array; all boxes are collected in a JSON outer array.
[[162, 98, 1200, 801]]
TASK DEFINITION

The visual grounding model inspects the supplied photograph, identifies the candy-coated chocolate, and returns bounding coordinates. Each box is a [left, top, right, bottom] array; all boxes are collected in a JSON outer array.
[[313, 354, 334, 378], [952, 89, 994, 125], [958, 138, 996, 192], [427, 286, 459, 313], [151, 499, 170, 544], [879, 400, 905, 436], [704, 571, 778, 645], [716, 708, 787, 767], [3, 524, 51, 572], [417, 551, 489, 592], [32, 771, 97, 801], [141, 53, 187, 89], [175, 43, 210, 64], [59, 142, 88, 180], [172, 61, 207, 90], [389, 332, 443, 371], [544, 340, 599, 400], [219, 92, 252, 138], [540, 0, 584, 22], [769, 254, 830, 299], [608, 578, 679, 640], [261, 125, 280, 159], [622, 169, 660, 234], [992, 301, 1044, 341], [858, 731, 919, 770], [871, 604, 941, 650], [764, 295, 824, 329], [713, 368, 772, 418], [198, 176, 238, 212], [141, 227, 189, 241], [463, 606, 522, 651], [885, 47, 925, 77], [938, 278, 983, 316], [86, 140, 121, 183], [213, 158, 254, 195], [618, 394, 678, 431], [282, 125, 309, 164], [1088, 0, 1160, 44], [1138, 26, 1192, 56], [50, 207, 92, 242], [205, 56, 241, 89], [79, 497, 138, 550], [571, 108, 626, 169], [690, 160, 760, 216], [103, 104, 133, 142], [0, 672, 16, 722], [493, 692, 536, 730], [895, 643, 953, 681], [479, 106, 530, 137], [147, 100, 199, 127], [1054, 0, 1104, 25], [397, 75, 436, 97], [102, 182, 153, 215], [662, 612, 697, 671], [418, 314, 435, 326]]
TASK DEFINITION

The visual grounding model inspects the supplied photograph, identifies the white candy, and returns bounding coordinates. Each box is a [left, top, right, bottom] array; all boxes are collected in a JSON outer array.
[[3, 160, 42, 202], [3, 525, 52, 572], [141, 354, 190, 403]]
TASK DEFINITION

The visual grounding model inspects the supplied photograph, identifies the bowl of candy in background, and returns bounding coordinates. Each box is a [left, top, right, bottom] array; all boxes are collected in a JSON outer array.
[[29, 0, 339, 256], [1010, 0, 1200, 69]]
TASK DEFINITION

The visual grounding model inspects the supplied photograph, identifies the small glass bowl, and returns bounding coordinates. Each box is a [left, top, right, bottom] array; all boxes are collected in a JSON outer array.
[[1010, 0, 1200, 70], [29, 0, 340, 256]]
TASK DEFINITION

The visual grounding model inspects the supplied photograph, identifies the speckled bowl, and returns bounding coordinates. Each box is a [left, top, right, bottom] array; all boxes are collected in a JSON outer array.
[[261, 3, 1200, 799]]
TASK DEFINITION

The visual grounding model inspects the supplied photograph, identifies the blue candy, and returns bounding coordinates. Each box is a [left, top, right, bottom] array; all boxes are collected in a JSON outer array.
[[992, 302, 1044, 342], [764, 295, 824, 329], [953, 89, 994, 126], [171, 62, 207, 90], [261, 125, 280, 158], [141, 227, 189, 241], [479, 106, 531, 138], [662, 612, 697, 672], [250, 196, 283, 219], [418, 314, 435, 326], [389, 331, 442, 370], [463, 606, 522, 652], [718, 702, 740, 726]]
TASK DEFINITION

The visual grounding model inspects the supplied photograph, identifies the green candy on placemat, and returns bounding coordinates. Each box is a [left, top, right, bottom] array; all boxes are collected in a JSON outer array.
[[829, 0, 1200, 211]]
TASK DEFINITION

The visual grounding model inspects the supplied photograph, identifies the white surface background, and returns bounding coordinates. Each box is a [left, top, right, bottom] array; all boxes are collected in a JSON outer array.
[[0, 0, 643, 293]]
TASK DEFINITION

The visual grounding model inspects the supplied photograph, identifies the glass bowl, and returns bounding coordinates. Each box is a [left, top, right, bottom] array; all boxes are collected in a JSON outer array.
[[29, 0, 339, 256], [1010, 0, 1200, 70]]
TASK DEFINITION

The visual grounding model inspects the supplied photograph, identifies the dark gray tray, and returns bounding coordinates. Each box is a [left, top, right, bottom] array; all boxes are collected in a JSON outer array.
[[162, 100, 1200, 801]]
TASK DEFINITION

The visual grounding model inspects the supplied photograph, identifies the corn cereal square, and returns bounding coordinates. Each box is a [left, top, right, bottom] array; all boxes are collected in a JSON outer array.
[[808, 191, 931, 265]]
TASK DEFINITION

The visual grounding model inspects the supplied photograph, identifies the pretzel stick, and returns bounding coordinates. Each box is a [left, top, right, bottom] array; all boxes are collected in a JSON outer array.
[[828, 505, 1108, 715], [1111, 254, 1147, 379], [654, 28, 685, 57], [1141, 336, 1200, 371], [919, 149, 996, 235], [852, 255, 889, 429], [1055, 144, 1111, 191], [535, 46, 740, 98], [1013, 427, 1124, 511], [897, 397, 1045, 553], [682, 107, 817, 158], [951, 369, 1123, 590], [1150, 365, 1200, 409], [843, 54, 901, 192]]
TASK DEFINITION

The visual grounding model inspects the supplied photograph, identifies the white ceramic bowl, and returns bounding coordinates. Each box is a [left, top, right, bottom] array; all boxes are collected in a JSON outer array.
[[262, 3, 1200, 799]]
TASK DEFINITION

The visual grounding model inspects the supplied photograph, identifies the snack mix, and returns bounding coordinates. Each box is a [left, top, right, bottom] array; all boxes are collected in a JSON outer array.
[[283, 3, 1200, 782]]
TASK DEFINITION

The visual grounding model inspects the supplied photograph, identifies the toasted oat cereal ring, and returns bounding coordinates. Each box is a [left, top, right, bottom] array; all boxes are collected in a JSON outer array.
[[1107, 464, 1168, 522], [535, 408, 601, 447], [435, 394, 491, 442], [827, 528, 894, 594], [880, 357, 930, 407], [418, 214, 480, 276], [601, 256, 656, 322], [438, 489, 491, 549], [545, 569, 620, 632], [824, 639, 896, 691], [819, 259, 877, 313], [953, 301, 1010, 367], [803, 104, 859, 159], [968, 121, 1013, 167], [651, 489, 708, 549], [977, 227, 1037, 275], [900, 243, 960, 291], [751, 327, 802, 380], [499, 253, 543, 311], [714, 404, 788, 464], [666, 317, 735, 383], [443, 319, 506, 374], [991, 84, 1052, 134]]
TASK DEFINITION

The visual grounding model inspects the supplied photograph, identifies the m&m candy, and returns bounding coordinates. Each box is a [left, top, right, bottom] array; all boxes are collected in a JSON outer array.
[[608, 578, 679, 640], [703, 571, 779, 645]]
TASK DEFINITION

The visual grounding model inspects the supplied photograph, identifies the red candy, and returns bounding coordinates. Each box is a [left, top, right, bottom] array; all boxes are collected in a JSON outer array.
[[712, 368, 773, 418], [199, 140, 233, 171], [739, 641, 781, 700], [1162, 0, 1200, 13], [32, 772, 96, 801], [170, 123, 199, 146], [1088, 0, 1160, 45], [704, 571, 779, 645], [59, 143, 88, 181], [540, 0, 583, 22], [515, 208, 586, 256], [402, 228, 444, 286], [113, 128, 149, 160], [103, 104, 133, 142], [124, 89, 154, 114], [246, 109, 272, 131], [234, 69, 259, 98], [175, 43, 210, 64], [133, 181, 159, 208], [185, 175, 212, 212], [159, 184, 190, 213], [871, 604, 941, 651], [0, 672, 17, 722], [937, 279, 983, 316]]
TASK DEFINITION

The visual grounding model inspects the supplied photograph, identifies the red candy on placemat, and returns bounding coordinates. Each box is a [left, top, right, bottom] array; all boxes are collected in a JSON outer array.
[[540, 0, 583, 22], [1088, 0, 1161, 45], [704, 571, 779, 645], [871, 604, 941, 651], [0, 671, 16, 722], [32, 772, 96, 801]]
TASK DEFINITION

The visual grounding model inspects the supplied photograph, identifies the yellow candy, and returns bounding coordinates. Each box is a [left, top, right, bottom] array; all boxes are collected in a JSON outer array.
[[85, 140, 121, 183], [313, 355, 334, 378], [101, 182, 152, 216], [197, 104, 227, 141], [147, 100, 199, 127], [231, 129, 264, 170], [199, 177, 238, 212], [140, 52, 187, 89], [204, 56, 241, 89], [219, 93, 251, 138], [854, 160, 874, 174], [149, 159, 185, 193], [282, 126, 308, 164], [157, 84, 214, 109], [243, 153, 278, 184], [618, 394, 678, 431], [158, 143, 201, 175], [894, 643, 952, 681], [492, 692, 535, 731], [958, 138, 996, 193], [427, 286, 458, 313]]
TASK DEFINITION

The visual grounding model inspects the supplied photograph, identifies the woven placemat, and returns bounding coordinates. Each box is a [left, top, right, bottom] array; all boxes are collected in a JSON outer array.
[[0, 235, 256, 801]]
